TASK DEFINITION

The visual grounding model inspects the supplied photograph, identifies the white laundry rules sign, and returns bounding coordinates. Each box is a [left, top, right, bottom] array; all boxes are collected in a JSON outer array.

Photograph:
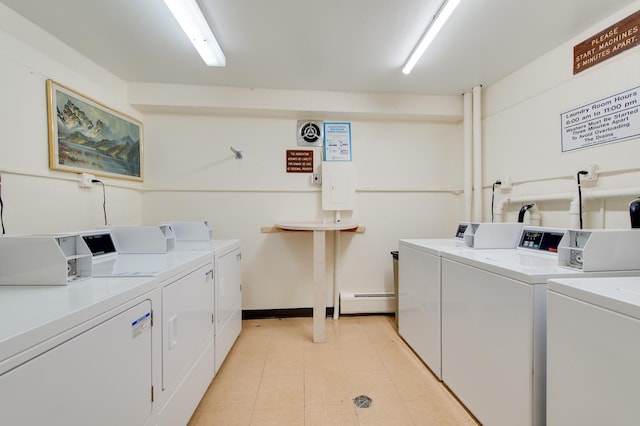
[[561, 86, 640, 152]]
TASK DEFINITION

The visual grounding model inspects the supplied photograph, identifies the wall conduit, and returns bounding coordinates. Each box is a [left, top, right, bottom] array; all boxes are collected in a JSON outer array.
[[463, 91, 473, 222], [496, 187, 640, 228], [472, 85, 483, 221]]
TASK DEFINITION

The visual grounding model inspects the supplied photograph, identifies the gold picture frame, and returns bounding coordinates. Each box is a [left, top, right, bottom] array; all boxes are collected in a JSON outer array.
[[46, 80, 143, 181]]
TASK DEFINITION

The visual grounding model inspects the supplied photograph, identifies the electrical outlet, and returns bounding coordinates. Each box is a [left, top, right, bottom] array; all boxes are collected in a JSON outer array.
[[583, 164, 598, 181], [499, 177, 512, 190], [78, 173, 94, 188]]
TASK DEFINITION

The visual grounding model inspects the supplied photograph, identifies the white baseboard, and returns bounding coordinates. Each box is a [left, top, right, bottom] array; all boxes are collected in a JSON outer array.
[[340, 291, 395, 314]]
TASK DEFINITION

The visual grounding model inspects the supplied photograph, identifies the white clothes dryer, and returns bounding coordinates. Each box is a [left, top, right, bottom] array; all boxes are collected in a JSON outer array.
[[547, 276, 640, 426], [175, 239, 242, 374], [170, 222, 242, 374]]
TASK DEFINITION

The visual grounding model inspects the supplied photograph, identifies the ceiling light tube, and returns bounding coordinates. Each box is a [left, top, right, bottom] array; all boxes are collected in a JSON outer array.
[[402, 0, 462, 75], [164, 0, 226, 66]]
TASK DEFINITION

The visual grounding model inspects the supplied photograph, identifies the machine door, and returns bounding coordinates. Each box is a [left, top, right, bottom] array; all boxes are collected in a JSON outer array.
[[215, 248, 242, 332], [441, 259, 534, 426], [398, 244, 442, 379], [0, 300, 153, 426], [162, 262, 215, 390], [547, 291, 640, 425]]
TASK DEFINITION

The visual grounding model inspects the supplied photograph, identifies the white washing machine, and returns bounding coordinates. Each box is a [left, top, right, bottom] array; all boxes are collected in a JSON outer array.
[[398, 225, 468, 380], [398, 222, 523, 380], [440, 228, 640, 426], [547, 276, 640, 426]]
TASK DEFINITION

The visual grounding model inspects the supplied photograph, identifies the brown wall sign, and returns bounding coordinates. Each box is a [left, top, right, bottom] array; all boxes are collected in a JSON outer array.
[[286, 150, 313, 173], [574, 10, 640, 74]]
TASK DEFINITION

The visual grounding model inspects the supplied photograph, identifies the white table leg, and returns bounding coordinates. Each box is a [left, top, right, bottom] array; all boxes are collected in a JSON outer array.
[[313, 230, 326, 343], [333, 229, 341, 320]]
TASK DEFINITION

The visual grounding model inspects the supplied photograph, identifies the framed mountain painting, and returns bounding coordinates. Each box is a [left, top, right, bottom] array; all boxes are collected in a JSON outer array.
[[46, 80, 143, 181]]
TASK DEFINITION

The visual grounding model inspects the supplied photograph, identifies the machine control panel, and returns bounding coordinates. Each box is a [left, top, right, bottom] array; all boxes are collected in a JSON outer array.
[[82, 232, 117, 257], [518, 230, 564, 252], [558, 229, 640, 271], [455, 223, 468, 239], [463, 222, 523, 249]]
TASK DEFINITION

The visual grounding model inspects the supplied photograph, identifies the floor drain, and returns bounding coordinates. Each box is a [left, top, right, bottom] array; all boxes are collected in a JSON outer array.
[[353, 395, 372, 408]]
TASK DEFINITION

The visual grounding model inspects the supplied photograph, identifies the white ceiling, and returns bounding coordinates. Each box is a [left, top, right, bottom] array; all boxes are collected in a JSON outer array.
[[1, 0, 636, 95]]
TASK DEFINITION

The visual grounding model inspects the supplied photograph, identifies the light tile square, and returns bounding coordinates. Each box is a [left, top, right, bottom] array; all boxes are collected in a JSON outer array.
[[249, 406, 305, 426], [263, 351, 304, 376], [354, 399, 414, 426], [346, 369, 403, 403], [254, 374, 305, 410], [201, 374, 261, 406], [194, 401, 253, 426], [305, 373, 352, 406], [306, 403, 359, 426]]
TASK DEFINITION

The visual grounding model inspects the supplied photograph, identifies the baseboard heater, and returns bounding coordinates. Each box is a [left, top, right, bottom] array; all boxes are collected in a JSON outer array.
[[340, 291, 396, 314]]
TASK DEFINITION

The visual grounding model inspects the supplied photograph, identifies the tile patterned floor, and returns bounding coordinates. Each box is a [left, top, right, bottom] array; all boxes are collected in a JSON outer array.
[[189, 315, 478, 426]]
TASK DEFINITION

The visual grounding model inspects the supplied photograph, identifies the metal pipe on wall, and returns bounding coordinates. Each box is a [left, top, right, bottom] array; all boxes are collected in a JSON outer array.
[[472, 85, 483, 221], [495, 192, 576, 222], [496, 186, 640, 227], [463, 91, 473, 222], [569, 187, 640, 228]]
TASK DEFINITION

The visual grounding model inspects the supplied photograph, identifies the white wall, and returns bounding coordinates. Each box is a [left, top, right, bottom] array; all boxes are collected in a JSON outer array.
[[136, 103, 464, 310], [483, 1, 640, 228], [0, 3, 143, 234]]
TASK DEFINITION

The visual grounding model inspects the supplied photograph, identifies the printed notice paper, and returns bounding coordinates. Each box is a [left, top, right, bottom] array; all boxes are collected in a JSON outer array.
[[324, 122, 352, 161], [561, 87, 640, 152]]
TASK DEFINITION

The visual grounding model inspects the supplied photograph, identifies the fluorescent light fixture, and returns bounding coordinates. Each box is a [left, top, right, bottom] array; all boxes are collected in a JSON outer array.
[[164, 0, 226, 66], [402, 0, 461, 75]]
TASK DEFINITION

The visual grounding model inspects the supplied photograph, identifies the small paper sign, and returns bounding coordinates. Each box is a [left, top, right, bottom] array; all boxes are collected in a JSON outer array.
[[324, 122, 352, 161], [286, 150, 313, 173]]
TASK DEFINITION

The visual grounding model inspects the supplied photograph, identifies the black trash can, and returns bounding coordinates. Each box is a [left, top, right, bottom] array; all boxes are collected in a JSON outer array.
[[391, 250, 399, 327]]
